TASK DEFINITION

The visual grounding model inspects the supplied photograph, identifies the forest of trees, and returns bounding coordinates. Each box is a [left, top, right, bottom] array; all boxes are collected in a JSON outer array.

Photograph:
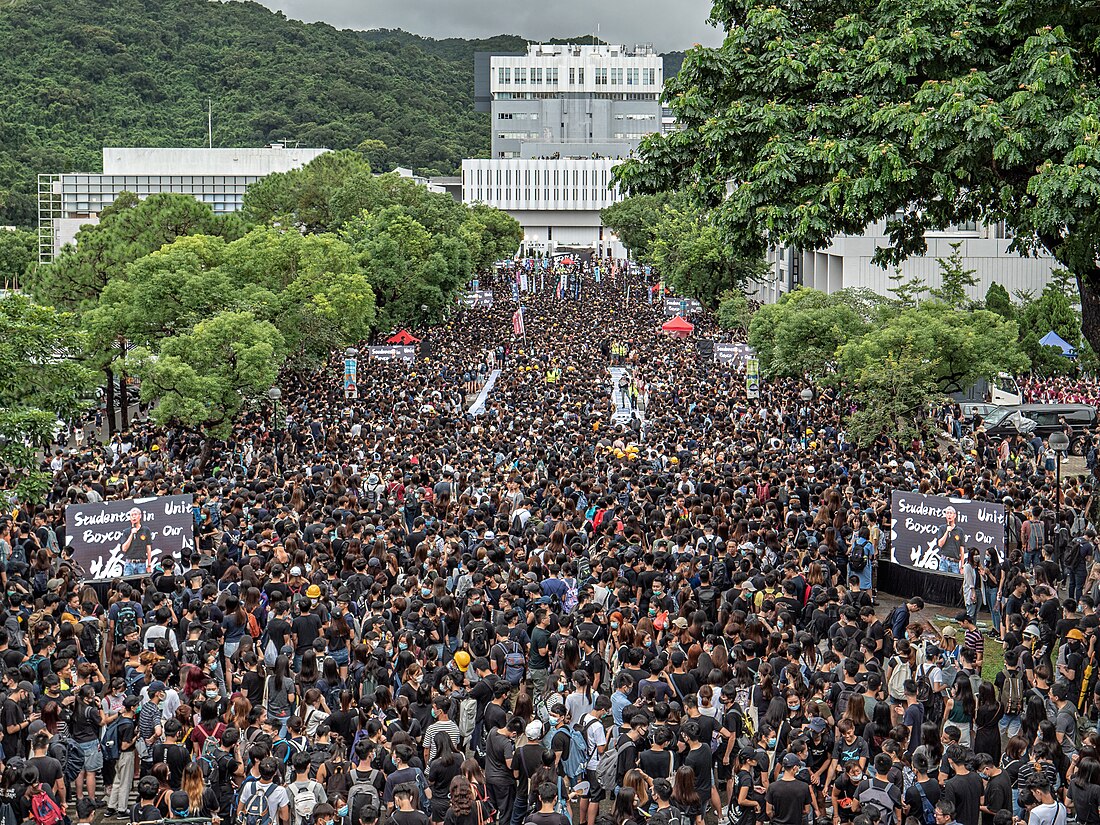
[[0, 0, 685, 227]]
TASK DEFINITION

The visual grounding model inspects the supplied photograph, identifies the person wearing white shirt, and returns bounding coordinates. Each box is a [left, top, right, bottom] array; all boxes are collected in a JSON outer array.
[[1026, 779, 1068, 825]]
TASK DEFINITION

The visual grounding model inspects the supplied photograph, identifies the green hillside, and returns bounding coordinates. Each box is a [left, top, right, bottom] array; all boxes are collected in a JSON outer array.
[[0, 0, 690, 228], [0, 0, 496, 225]]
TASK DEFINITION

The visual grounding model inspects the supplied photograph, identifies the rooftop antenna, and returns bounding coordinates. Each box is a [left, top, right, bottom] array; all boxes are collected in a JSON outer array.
[[207, 99, 213, 148]]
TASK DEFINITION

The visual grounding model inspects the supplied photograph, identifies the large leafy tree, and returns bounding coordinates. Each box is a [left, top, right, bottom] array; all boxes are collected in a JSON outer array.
[[128, 311, 285, 466], [838, 303, 1027, 395], [0, 294, 96, 502], [614, 0, 1100, 353], [649, 200, 769, 306], [838, 303, 1027, 441], [749, 288, 868, 376], [600, 194, 671, 260], [0, 228, 35, 289], [33, 193, 243, 311]]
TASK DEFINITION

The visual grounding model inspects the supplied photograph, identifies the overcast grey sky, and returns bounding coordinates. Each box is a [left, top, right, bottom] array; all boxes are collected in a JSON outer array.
[[255, 0, 725, 52]]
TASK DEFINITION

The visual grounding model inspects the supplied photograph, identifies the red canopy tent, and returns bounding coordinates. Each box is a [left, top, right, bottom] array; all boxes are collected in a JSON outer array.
[[386, 329, 421, 345], [661, 316, 694, 338]]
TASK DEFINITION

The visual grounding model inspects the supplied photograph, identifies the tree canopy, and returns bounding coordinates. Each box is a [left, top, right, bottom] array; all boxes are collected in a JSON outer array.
[[613, 0, 1100, 354], [128, 311, 285, 444], [0, 294, 96, 502], [0, 0, 522, 225], [602, 192, 767, 305]]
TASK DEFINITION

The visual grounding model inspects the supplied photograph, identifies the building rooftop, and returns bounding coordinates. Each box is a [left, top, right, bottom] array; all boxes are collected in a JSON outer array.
[[101, 145, 328, 176]]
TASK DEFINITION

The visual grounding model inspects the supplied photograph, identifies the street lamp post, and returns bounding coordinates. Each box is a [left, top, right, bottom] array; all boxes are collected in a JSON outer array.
[[1050, 431, 1070, 513], [267, 386, 282, 475]]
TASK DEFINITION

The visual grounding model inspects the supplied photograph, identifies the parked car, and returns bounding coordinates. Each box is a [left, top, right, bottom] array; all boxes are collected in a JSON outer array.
[[982, 403, 1097, 454], [960, 402, 998, 427]]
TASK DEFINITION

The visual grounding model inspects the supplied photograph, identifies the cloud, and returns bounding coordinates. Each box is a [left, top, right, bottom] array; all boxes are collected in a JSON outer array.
[[255, 0, 725, 52]]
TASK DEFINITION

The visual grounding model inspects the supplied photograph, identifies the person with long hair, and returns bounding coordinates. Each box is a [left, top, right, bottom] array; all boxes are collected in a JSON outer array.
[[460, 758, 488, 803], [428, 732, 463, 825], [622, 768, 652, 813], [671, 765, 703, 825], [265, 653, 297, 737], [943, 677, 975, 748], [444, 775, 494, 825], [171, 762, 219, 819], [69, 683, 103, 806], [317, 656, 345, 707], [1021, 693, 1050, 746], [221, 594, 251, 685], [1068, 755, 1100, 825], [973, 681, 1003, 762], [612, 787, 642, 825], [326, 606, 354, 677]]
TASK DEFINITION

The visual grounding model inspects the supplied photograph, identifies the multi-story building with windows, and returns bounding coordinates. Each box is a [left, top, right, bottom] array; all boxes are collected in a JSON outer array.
[[38, 145, 328, 261], [465, 44, 668, 257], [756, 218, 1059, 304], [485, 43, 664, 159]]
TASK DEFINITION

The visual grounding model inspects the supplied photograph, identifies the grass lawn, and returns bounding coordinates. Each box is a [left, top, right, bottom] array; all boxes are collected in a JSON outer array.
[[982, 636, 1005, 682]]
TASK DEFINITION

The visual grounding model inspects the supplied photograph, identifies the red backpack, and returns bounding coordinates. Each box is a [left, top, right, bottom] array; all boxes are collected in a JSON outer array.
[[30, 788, 65, 825]]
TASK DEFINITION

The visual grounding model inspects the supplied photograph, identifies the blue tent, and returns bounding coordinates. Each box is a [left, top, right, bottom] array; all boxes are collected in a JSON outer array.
[[1039, 330, 1078, 358]]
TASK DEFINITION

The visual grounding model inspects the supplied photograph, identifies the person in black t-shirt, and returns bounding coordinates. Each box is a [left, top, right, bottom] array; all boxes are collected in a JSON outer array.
[[389, 783, 431, 825], [291, 600, 323, 663], [2, 680, 32, 759], [976, 753, 1013, 825], [639, 727, 677, 783], [150, 719, 190, 790], [766, 753, 812, 825], [904, 751, 942, 823], [731, 749, 765, 825], [523, 781, 571, 825], [27, 731, 64, 810], [943, 746, 984, 825], [833, 759, 864, 823]]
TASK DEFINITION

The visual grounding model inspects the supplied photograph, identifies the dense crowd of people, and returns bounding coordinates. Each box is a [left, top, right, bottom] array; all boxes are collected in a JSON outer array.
[[4, 262, 1100, 825], [1023, 377, 1100, 407]]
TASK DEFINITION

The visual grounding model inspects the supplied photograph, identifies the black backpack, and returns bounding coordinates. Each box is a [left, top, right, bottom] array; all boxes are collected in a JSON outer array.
[[849, 540, 869, 572], [697, 587, 718, 622], [114, 602, 138, 642], [80, 620, 102, 659], [469, 622, 490, 658]]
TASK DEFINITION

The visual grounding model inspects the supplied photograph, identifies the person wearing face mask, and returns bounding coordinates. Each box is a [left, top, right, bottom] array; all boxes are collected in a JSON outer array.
[[423, 697, 462, 764], [1056, 629, 1086, 701], [312, 800, 339, 825], [528, 609, 553, 709]]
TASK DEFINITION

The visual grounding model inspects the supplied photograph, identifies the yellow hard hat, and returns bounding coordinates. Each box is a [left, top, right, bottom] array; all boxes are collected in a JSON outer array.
[[306, 584, 321, 599], [454, 650, 471, 672]]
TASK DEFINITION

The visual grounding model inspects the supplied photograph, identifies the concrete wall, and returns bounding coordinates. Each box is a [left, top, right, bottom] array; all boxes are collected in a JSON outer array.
[[102, 146, 328, 176]]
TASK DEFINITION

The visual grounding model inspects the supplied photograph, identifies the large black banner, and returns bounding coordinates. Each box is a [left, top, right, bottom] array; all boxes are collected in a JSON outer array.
[[714, 343, 755, 365], [368, 346, 417, 363], [66, 495, 194, 581], [889, 491, 1005, 577], [664, 297, 703, 316]]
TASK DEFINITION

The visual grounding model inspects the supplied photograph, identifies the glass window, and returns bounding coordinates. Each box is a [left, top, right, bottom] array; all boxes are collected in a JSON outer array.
[[578, 67, 584, 84]]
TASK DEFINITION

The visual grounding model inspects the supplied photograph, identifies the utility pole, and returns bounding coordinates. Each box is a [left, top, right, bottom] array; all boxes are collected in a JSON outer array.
[[207, 99, 213, 148]]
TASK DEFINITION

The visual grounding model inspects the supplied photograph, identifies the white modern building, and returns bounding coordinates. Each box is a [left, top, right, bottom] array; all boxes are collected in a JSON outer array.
[[754, 219, 1059, 304], [38, 145, 329, 261], [464, 43, 667, 257], [462, 157, 625, 256], [488, 43, 665, 159]]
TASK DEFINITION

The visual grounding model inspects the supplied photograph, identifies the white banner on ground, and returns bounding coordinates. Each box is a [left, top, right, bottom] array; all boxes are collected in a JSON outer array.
[[468, 369, 501, 416]]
